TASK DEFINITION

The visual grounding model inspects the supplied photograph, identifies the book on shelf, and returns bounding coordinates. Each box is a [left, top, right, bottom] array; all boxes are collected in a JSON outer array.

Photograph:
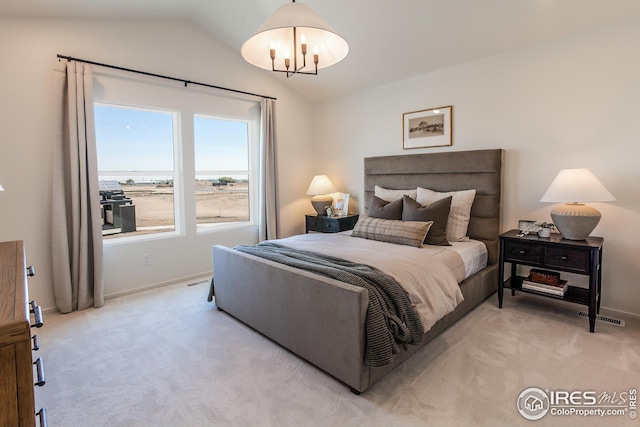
[[522, 278, 568, 296]]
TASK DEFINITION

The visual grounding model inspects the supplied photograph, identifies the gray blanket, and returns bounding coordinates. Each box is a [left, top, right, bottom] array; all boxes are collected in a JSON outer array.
[[234, 242, 424, 367]]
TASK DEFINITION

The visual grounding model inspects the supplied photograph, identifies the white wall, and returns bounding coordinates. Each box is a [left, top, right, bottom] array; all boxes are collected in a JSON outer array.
[[0, 17, 315, 310], [314, 19, 640, 317], [2, 15, 638, 318]]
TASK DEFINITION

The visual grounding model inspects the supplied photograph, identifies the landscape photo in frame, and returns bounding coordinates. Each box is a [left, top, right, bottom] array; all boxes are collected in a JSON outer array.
[[403, 106, 452, 149]]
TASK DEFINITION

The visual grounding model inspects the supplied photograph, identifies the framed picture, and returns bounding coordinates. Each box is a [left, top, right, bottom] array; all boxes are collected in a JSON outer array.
[[518, 220, 535, 232], [403, 106, 452, 149], [330, 193, 350, 216]]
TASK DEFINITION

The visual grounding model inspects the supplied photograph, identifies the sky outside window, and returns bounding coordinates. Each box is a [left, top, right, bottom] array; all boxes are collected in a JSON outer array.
[[194, 116, 248, 172], [95, 104, 174, 172]]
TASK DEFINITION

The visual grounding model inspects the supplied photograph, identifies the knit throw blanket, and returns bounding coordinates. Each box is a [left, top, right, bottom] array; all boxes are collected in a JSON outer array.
[[235, 242, 424, 367]]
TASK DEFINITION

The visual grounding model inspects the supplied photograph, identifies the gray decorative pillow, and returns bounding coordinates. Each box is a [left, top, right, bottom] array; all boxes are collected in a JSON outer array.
[[374, 185, 417, 202], [352, 216, 433, 248], [368, 195, 403, 220], [417, 187, 476, 242], [402, 195, 452, 246]]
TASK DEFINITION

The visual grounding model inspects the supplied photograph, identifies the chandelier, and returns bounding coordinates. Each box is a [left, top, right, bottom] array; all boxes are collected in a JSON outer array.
[[241, 0, 349, 77]]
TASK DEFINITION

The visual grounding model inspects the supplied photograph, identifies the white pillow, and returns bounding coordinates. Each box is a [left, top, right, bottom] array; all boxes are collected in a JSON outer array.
[[416, 187, 476, 242], [374, 185, 417, 202]]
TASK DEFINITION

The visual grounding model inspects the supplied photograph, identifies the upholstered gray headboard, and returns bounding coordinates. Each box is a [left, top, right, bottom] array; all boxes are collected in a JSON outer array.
[[364, 149, 503, 264]]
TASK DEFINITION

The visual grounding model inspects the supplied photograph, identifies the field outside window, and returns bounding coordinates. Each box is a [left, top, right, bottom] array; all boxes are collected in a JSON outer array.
[[195, 115, 250, 228], [95, 104, 178, 239]]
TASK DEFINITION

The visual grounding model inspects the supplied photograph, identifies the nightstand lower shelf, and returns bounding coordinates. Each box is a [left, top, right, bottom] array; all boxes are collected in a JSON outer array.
[[503, 276, 590, 305]]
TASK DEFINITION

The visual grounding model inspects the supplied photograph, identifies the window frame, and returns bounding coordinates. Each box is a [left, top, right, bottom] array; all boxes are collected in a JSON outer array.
[[95, 102, 182, 241], [92, 69, 261, 245], [194, 113, 256, 233]]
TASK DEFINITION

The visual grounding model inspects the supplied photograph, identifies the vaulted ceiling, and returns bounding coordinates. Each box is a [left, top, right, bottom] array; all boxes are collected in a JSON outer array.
[[3, 0, 640, 102]]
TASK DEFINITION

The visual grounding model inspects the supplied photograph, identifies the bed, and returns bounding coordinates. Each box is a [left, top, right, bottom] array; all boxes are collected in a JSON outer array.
[[209, 148, 503, 393]]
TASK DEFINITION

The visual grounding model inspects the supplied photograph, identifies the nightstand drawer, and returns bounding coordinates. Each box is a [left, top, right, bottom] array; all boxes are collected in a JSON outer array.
[[308, 219, 336, 232], [545, 246, 590, 273], [503, 240, 543, 264], [305, 214, 359, 233]]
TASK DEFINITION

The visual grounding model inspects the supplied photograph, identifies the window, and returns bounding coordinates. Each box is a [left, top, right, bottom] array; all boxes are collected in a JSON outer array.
[[93, 71, 260, 242], [95, 104, 178, 239], [194, 116, 250, 228]]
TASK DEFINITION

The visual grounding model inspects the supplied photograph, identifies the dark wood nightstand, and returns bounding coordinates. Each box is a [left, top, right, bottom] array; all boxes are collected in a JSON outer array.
[[305, 214, 359, 233], [498, 229, 604, 332]]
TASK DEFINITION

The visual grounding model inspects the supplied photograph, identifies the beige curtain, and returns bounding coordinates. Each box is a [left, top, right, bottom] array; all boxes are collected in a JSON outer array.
[[51, 61, 104, 313], [258, 98, 279, 241]]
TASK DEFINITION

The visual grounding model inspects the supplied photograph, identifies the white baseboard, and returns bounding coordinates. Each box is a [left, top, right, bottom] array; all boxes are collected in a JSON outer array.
[[599, 306, 640, 323], [104, 272, 212, 301], [42, 273, 213, 314]]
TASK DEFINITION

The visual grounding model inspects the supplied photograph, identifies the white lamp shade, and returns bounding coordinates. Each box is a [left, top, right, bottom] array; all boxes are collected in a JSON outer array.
[[540, 168, 615, 203], [306, 175, 337, 195], [0, 185, 4, 191], [241, 2, 349, 72]]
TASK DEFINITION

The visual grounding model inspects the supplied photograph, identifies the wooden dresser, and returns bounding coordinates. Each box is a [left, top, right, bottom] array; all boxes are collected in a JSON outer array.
[[0, 240, 46, 426]]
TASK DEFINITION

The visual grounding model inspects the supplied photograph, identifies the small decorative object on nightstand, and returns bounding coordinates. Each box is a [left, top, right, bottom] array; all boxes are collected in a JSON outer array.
[[305, 214, 359, 233], [536, 222, 554, 238], [498, 229, 603, 332]]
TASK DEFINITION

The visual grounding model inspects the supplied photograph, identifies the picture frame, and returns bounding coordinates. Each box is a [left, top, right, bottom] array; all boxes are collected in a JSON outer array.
[[517, 219, 537, 237], [403, 105, 452, 149], [330, 193, 350, 216], [518, 220, 536, 232]]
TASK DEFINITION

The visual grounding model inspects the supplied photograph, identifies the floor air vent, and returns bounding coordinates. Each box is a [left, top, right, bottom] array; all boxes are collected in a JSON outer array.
[[578, 311, 625, 327], [186, 281, 209, 287]]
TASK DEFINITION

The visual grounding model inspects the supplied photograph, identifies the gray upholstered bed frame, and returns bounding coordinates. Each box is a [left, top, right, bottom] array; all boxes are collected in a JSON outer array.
[[210, 149, 503, 393]]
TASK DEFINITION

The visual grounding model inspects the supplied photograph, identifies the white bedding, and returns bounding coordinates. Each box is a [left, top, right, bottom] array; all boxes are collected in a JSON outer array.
[[450, 240, 488, 279], [419, 239, 488, 283], [271, 232, 466, 332]]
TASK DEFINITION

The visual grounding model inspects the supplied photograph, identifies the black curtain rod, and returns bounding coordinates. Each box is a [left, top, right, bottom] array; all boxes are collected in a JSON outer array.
[[57, 54, 276, 101]]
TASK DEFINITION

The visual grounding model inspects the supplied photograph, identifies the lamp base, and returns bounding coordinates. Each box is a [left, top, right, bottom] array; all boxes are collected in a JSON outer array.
[[310, 194, 333, 215], [550, 203, 601, 240]]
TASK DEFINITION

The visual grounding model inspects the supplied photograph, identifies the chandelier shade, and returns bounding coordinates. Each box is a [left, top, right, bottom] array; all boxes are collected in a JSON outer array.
[[241, 1, 349, 76]]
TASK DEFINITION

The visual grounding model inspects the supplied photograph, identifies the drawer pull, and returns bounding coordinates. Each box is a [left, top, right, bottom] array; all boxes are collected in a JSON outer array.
[[37, 408, 48, 427], [30, 300, 44, 328], [34, 357, 46, 386], [27, 265, 36, 277], [561, 256, 568, 261], [518, 250, 526, 255], [32, 334, 39, 351]]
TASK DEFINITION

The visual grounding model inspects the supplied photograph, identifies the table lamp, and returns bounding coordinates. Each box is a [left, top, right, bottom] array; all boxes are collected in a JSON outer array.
[[306, 175, 337, 215], [0, 185, 4, 192], [540, 168, 615, 240]]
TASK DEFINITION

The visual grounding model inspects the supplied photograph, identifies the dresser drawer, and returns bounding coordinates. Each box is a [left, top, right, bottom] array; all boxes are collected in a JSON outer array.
[[503, 240, 544, 265], [545, 246, 590, 273]]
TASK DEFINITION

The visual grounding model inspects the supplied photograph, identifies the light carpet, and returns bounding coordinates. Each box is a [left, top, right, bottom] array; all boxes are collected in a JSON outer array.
[[35, 281, 640, 426]]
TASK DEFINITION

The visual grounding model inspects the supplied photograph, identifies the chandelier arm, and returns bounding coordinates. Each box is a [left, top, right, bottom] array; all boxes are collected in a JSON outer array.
[[269, 68, 318, 77]]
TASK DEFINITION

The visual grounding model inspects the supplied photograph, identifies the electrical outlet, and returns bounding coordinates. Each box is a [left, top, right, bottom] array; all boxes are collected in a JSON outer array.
[[142, 254, 151, 266]]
